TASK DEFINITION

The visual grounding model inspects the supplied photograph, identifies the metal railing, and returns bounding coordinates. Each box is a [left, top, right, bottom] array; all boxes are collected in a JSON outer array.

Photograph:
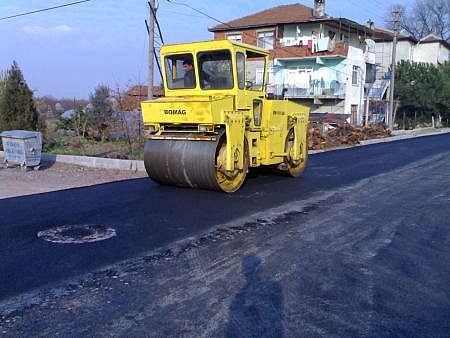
[[268, 82, 346, 99], [368, 72, 391, 99]]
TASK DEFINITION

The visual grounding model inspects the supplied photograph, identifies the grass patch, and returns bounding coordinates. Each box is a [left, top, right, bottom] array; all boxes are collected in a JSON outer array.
[[44, 136, 144, 160]]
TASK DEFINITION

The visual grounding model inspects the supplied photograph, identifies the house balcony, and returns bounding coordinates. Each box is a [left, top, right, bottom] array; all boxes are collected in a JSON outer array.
[[268, 82, 346, 100], [271, 41, 349, 59]]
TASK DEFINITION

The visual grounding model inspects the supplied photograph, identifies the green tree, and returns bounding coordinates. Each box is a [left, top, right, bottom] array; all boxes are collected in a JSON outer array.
[[56, 107, 90, 138], [441, 62, 450, 124], [86, 85, 114, 141], [0, 61, 39, 131], [395, 60, 450, 127]]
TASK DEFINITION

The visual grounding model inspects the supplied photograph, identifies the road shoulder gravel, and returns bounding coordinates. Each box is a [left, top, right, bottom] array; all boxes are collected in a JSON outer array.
[[1, 127, 449, 199], [0, 160, 147, 199]]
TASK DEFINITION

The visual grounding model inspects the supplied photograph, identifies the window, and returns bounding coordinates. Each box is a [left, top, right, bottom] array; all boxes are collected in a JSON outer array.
[[227, 33, 242, 43], [285, 66, 312, 88], [352, 65, 359, 85], [253, 99, 263, 126], [365, 64, 376, 84], [255, 67, 274, 86], [351, 104, 358, 125], [164, 53, 196, 89], [245, 50, 266, 91], [257, 31, 274, 50], [197, 50, 233, 90], [256, 68, 264, 85], [340, 33, 349, 42], [267, 67, 274, 85], [237, 52, 245, 89]]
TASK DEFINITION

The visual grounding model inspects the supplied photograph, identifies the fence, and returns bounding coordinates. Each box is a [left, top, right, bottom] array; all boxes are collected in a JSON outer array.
[[268, 81, 346, 98]]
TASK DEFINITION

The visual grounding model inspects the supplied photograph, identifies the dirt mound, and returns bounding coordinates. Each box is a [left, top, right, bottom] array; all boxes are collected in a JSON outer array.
[[308, 123, 391, 150]]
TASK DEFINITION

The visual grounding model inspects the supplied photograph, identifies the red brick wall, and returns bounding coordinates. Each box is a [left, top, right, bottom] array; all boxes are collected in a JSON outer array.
[[214, 29, 260, 46], [214, 32, 226, 40]]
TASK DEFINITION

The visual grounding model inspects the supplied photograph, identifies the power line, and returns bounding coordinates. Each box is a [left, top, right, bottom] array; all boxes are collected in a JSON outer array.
[[166, 0, 228, 26], [0, 0, 91, 21], [157, 9, 205, 19]]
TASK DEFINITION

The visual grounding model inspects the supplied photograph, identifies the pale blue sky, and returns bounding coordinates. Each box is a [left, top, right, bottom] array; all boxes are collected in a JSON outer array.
[[0, 0, 409, 99]]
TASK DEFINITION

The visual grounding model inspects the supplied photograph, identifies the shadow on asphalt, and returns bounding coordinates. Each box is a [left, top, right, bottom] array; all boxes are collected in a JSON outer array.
[[226, 255, 284, 338]]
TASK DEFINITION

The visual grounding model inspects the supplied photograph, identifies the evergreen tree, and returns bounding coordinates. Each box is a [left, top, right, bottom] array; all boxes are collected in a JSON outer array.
[[441, 62, 450, 123], [86, 85, 114, 141], [395, 60, 449, 126], [0, 61, 39, 131]]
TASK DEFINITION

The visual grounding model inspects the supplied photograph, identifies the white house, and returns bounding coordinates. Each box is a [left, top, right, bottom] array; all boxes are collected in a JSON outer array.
[[209, 1, 376, 126], [368, 28, 450, 123]]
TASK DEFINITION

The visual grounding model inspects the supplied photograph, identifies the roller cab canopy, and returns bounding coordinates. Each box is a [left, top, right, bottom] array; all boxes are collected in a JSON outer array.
[[158, 39, 270, 97]]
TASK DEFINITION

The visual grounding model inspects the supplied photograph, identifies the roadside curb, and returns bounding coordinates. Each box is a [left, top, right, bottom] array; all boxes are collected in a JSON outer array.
[[0, 151, 145, 172], [308, 127, 450, 154], [41, 153, 146, 172], [1, 128, 449, 171]]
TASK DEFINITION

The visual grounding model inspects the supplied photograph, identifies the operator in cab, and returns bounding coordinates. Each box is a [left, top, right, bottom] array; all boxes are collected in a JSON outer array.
[[183, 59, 195, 88]]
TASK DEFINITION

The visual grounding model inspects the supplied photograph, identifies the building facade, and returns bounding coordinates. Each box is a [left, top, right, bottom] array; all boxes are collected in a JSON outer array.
[[209, 1, 376, 125], [368, 28, 450, 123]]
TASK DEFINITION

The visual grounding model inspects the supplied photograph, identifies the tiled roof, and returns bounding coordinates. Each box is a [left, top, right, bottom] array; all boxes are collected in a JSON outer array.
[[420, 33, 443, 43], [209, 3, 318, 31], [372, 28, 450, 50], [372, 27, 416, 42], [420, 34, 450, 49], [209, 3, 373, 36]]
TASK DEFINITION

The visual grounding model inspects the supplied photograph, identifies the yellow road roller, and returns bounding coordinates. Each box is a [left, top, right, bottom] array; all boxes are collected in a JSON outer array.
[[141, 39, 309, 192]]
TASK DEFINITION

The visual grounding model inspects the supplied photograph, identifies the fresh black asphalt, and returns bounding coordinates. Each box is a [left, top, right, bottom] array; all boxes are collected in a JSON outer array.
[[0, 133, 449, 306]]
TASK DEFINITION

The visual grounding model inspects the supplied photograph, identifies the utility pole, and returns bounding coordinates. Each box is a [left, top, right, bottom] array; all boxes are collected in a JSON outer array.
[[388, 8, 401, 130], [148, 0, 155, 100]]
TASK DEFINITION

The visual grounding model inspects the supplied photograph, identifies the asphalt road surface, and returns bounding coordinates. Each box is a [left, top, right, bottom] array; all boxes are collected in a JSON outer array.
[[1, 134, 449, 337]]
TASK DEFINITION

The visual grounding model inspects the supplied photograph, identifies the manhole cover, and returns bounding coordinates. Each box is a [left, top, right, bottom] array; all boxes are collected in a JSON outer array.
[[37, 224, 116, 244]]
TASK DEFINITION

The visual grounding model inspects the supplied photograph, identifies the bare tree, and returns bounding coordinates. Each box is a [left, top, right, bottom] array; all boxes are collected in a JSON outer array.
[[386, 0, 450, 42], [111, 84, 148, 159]]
